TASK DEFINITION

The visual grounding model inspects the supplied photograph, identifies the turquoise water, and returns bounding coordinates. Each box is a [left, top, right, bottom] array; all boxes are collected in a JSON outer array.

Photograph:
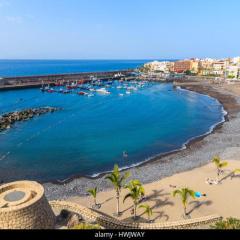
[[0, 82, 225, 182], [0, 59, 161, 77]]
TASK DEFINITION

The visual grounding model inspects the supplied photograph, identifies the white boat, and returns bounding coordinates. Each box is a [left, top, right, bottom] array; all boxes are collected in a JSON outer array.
[[126, 91, 131, 94], [87, 94, 94, 97], [127, 86, 138, 91], [119, 93, 124, 96], [96, 88, 110, 94], [89, 88, 95, 92]]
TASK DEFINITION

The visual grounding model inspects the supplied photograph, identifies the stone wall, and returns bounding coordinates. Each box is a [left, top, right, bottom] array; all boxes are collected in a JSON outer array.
[[50, 200, 222, 229], [0, 181, 55, 229]]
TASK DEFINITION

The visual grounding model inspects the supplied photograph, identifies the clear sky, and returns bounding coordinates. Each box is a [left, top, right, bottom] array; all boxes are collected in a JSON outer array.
[[0, 0, 239, 59]]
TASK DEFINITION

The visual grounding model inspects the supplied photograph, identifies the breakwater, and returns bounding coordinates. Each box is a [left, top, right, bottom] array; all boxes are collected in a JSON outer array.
[[0, 107, 59, 132], [0, 70, 133, 91]]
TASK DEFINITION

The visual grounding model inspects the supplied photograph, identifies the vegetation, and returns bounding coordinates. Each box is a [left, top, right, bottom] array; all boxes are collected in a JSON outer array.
[[211, 217, 240, 229], [138, 65, 151, 73], [212, 156, 228, 176], [184, 70, 192, 75], [230, 169, 240, 179], [105, 164, 130, 216], [87, 187, 98, 207], [139, 204, 153, 222], [71, 223, 101, 230], [234, 169, 240, 174], [172, 188, 195, 217], [123, 179, 145, 220]]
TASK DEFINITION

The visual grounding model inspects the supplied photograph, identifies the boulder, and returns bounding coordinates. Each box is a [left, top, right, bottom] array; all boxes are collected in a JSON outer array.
[[67, 214, 82, 229]]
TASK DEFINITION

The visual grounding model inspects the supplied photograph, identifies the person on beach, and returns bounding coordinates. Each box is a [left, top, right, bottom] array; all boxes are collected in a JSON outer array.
[[194, 191, 207, 198]]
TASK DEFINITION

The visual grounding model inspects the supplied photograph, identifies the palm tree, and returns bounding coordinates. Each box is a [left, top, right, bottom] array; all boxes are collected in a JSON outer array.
[[87, 187, 97, 207], [234, 169, 240, 174], [230, 169, 240, 179], [212, 156, 228, 176], [123, 179, 145, 220], [139, 204, 153, 222], [173, 188, 195, 217], [105, 164, 130, 216]]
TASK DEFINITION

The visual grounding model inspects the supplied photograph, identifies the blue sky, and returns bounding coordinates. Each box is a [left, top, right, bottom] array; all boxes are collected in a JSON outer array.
[[0, 0, 239, 59]]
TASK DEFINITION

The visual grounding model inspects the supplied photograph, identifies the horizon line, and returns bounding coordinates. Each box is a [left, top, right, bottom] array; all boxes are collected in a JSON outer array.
[[0, 58, 179, 61]]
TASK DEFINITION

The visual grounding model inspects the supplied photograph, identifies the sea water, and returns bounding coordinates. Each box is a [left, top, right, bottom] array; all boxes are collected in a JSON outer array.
[[0, 81, 225, 182]]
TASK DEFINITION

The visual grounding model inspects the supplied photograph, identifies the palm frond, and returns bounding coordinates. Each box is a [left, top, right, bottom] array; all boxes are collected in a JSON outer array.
[[212, 155, 220, 164], [219, 161, 228, 168], [139, 204, 153, 217], [234, 169, 240, 174], [187, 189, 196, 198], [87, 187, 97, 198], [123, 171, 131, 181], [172, 189, 181, 197], [123, 193, 132, 203]]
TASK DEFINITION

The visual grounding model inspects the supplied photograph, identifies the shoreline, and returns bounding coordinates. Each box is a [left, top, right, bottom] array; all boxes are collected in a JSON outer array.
[[44, 80, 240, 200], [43, 83, 227, 184]]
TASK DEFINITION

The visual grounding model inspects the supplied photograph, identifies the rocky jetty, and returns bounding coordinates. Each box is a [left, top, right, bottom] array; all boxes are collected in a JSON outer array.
[[0, 107, 59, 132]]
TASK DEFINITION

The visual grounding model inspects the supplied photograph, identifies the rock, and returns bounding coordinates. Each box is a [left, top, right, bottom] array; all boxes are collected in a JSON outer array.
[[0, 107, 60, 132], [67, 214, 82, 229]]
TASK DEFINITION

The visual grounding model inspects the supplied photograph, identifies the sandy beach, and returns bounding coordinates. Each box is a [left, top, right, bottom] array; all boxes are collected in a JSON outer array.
[[69, 159, 240, 222]]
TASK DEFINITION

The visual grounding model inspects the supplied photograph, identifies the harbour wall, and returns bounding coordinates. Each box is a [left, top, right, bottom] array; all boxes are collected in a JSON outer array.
[[0, 70, 133, 91]]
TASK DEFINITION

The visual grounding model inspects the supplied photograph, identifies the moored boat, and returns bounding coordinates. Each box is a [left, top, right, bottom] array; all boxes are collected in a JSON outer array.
[[96, 88, 110, 95], [47, 88, 55, 93], [78, 91, 88, 96]]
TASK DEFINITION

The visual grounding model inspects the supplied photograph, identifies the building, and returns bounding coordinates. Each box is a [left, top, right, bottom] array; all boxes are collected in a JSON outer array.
[[198, 58, 228, 77], [198, 59, 214, 76], [226, 65, 240, 79], [143, 61, 173, 73], [190, 60, 199, 73], [174, 60, 199, 74], [211, 60, 226, 76], [231, 56, 240, 65], [174, 60, 191, 73]]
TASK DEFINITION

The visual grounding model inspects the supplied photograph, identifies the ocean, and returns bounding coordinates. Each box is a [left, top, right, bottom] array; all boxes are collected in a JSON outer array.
[[0, 59, 159, 77], [0, 78, 225, 182]]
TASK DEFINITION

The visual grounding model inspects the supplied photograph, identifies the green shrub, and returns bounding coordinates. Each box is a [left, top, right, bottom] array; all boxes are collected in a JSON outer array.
[[71, 223, 101, 230], [211, 217, 240, 229]]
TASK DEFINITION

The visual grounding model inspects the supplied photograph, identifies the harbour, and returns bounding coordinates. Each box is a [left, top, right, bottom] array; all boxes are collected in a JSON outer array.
[[0, 77, 224, 183]]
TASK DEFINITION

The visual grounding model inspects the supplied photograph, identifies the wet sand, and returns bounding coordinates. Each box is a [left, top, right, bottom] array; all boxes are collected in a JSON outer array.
[[44, 80, 240, 203]]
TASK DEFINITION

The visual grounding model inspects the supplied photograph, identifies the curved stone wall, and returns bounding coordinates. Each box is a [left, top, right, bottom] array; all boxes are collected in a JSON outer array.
[[0, 181, 55, 229], [50, 200, 222, 229]]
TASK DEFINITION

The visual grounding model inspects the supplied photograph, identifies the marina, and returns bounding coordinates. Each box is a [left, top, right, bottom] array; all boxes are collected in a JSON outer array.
[[39, 78, 152, 97]]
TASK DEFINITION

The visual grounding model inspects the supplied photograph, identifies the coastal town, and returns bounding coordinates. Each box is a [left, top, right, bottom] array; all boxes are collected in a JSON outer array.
[[1, 58, 240, 230], [140, 57, 240, 82]]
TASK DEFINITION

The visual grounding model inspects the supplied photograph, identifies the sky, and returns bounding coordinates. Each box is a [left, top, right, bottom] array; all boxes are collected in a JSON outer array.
[[0, 0, 239, 59]]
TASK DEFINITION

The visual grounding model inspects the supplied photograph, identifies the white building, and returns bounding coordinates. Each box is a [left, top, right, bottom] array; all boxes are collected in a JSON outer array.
[[231, 56, 240, 65], [143, 61, 172, 73]]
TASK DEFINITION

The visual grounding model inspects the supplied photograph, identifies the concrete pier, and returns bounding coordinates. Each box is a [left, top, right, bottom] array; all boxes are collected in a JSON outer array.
[[0, 70, 133, 91]]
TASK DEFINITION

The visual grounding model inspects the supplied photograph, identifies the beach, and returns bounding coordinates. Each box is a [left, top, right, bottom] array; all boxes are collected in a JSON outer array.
[[43, 80, 240, 206], [69, 159, 240, 222]]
